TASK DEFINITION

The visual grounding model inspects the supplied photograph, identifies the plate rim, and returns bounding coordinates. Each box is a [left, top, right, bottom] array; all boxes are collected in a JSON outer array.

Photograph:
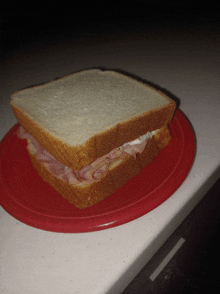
[[0, 110, 196, 233]]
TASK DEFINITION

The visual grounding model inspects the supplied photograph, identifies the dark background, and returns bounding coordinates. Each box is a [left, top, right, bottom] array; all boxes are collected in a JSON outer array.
[[1, 2, 220, 56]]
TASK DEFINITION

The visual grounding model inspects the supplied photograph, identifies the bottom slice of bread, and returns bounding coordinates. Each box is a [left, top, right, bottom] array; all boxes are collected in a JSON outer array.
[[27, 126, 171, 209]]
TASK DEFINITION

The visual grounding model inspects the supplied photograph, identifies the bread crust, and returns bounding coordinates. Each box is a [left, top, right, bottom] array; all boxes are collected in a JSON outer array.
[[27, 126, 172, 209], [11, 90, 175, 171]]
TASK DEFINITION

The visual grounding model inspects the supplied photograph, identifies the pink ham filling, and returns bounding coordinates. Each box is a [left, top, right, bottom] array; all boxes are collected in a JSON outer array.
[[18, 127, 148, 185]]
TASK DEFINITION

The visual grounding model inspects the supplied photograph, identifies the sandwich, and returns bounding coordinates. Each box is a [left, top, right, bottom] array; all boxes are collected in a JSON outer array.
[[10, 69, 176, 209]]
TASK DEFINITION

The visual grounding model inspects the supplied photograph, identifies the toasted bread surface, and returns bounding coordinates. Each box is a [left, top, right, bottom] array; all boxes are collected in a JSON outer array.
[[11, 69, 176, 170], [27, 125, 171, 209]]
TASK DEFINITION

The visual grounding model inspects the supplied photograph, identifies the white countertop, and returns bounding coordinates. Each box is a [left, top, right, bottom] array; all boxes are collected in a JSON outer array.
[[1, 8, 220, 294]]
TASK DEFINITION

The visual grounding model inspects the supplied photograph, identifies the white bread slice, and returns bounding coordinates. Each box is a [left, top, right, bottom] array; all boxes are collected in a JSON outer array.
[[11, 69, 176, 170], [27, 125, 172, 209]]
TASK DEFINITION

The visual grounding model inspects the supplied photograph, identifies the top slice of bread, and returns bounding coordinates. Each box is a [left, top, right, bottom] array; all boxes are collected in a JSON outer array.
[[11, 69, 176, 170]]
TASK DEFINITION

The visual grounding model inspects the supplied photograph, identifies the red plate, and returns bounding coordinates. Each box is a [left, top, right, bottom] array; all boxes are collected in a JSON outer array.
[[0, 110, 195, 233]]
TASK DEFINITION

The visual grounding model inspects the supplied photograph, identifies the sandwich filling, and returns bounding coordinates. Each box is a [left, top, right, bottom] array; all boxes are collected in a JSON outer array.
[[18, 127, 156, 186]]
